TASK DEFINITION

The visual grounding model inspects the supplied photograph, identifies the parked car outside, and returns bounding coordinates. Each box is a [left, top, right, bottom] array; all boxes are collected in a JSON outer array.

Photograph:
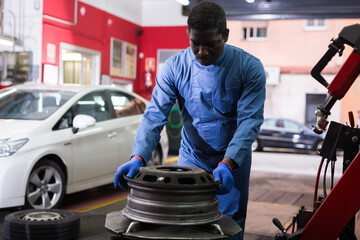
[[252, 117, 324, 153], [0, 84, 168, 209]]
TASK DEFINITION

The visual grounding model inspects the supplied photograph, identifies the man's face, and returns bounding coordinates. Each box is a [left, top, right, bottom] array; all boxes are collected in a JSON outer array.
[[188, 28, 229, 66]]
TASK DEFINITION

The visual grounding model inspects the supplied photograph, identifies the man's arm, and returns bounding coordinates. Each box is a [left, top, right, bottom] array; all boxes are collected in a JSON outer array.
[[131, 61, 178, 163], [224, 58, 266, 167]]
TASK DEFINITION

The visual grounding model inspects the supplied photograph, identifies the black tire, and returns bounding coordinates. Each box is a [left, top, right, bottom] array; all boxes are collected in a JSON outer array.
[[147, 147, 162, 166], [252, 139, 263, 152], [25, 160, 66, 209], [4, 209, 80, 240]]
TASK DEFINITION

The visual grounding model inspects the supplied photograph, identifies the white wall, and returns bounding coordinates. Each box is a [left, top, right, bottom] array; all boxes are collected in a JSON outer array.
[[265, 74, 341, 124], [80, 0, 143, 25], [80, 0, 187, 27], [141, 0, 187, 26]]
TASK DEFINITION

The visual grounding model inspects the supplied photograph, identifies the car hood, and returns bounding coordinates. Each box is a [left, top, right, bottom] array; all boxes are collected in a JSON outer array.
[[0, 119, 43, 139], [303, 127, 325, 138]]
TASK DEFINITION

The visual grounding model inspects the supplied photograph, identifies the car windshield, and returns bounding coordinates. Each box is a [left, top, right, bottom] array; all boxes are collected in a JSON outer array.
[[0, 88, 75, 120]]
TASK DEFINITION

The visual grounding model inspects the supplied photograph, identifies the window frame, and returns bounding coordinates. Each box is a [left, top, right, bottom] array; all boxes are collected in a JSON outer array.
[[303, 19, 328, 31], [242, 26, 268, 41]]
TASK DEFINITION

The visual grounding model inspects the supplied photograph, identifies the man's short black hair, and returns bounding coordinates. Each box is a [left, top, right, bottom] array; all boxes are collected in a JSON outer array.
[[187, 1, 227, 34]]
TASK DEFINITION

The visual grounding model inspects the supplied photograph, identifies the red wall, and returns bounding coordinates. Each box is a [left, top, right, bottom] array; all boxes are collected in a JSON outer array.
[[42, 1, 142, 83], [137, 26, 189, 99], [42, 0, 189, 99]]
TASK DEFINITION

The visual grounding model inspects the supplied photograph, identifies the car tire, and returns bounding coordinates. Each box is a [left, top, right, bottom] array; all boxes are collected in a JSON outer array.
[[25, 160, 66, 209], [147, 147, 162, 166], [252, 139, 263, 152], [4, 209, 80, 240]]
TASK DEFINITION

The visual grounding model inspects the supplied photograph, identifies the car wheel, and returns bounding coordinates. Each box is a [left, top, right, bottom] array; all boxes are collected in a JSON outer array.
[[25, 160, 66, 209], [252, 139, 262, 152], [4, 209, 80, 240], [147, 147, 162, 166]]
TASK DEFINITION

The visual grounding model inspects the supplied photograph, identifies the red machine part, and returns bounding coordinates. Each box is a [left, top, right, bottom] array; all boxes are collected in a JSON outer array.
[[300, 29, 360, 239], [273, 24, 360, 240], [300, 152, 360, 240], [327, 50, 360, 99]]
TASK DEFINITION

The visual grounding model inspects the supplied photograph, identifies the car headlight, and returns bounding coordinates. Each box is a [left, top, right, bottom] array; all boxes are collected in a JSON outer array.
[[0, 138, 29, 157]]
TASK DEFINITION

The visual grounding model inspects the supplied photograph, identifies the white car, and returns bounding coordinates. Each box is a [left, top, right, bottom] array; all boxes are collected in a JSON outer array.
[[0, 84, 168, 209]]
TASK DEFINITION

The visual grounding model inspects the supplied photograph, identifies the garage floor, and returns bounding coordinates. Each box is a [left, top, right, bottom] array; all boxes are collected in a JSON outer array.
[[0, 170, 318, 240], [2, 158, 359, 240]]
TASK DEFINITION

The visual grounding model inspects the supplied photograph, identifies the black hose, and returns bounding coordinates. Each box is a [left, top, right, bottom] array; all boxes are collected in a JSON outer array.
[[313, 157, 325, 209], [323, 159, 331, 198]]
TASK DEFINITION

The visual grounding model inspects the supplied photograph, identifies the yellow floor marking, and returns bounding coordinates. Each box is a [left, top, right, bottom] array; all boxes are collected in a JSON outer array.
[[75, 196, 127, 213], [165, 156, 178, 163]]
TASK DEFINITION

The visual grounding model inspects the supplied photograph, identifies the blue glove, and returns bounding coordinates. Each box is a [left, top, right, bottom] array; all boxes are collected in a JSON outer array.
[[213, 161, 234, 195], [114, 156, 142, 189]]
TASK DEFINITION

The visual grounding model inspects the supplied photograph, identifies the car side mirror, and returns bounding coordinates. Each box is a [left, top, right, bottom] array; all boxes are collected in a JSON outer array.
[[72, 114, 96, 133]]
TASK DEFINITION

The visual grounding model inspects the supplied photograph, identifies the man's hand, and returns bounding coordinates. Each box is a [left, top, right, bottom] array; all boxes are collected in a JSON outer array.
[[114, 156, 142, 189], [213, 161, 234, 195]]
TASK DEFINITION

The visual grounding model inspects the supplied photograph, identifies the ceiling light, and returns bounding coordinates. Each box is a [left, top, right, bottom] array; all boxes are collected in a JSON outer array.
[[176, 0, 189, 6], [245, 0, 255, 3], [62, 52, 82, 61], [0, 36, 15, 47]]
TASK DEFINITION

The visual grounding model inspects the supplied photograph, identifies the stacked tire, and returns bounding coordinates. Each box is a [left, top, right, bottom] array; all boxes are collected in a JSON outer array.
[[4, 209, 80, 240]]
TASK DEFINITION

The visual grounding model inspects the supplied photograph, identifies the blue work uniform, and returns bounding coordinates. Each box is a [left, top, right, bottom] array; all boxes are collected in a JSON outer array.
[[132, 43, 266, 239]]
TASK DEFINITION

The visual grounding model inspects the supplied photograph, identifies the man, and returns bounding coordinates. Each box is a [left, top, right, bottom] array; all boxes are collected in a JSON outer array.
[[114, 2, 266, 239]]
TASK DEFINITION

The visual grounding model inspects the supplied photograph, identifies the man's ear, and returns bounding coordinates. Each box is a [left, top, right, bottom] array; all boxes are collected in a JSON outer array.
[[223, 28, 229, 42], [187, 29, 191, 45]]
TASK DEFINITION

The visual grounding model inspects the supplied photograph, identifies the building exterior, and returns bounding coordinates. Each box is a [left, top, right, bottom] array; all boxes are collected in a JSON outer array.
[[141, 16, 360, 126], [227, 19, 360, 125], [0, 0, 358, 126]]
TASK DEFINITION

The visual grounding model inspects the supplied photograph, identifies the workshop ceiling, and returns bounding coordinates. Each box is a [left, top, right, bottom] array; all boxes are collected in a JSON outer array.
[[187, 0, 360, 20]]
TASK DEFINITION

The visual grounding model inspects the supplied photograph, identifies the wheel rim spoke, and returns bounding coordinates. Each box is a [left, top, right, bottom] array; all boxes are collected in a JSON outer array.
[[43, 168, 55, 183], [47, 182, 61, 194], [30, 174, 42, 187], [28, 189, 42, 204], [42, 193, 52, 208]]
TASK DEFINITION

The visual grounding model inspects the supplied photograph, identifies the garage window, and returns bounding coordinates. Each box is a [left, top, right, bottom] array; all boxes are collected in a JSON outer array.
[[242, 21, 268, 41], [110, 91, 146, 118], [304, 19, 328, 31]]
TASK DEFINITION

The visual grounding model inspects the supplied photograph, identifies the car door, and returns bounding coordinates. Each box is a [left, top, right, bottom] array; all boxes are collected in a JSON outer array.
[[258, 118, 283, 147], [280, 119, 304, 148], [70, 90, 119, 185], [108, 90, 145, 167]]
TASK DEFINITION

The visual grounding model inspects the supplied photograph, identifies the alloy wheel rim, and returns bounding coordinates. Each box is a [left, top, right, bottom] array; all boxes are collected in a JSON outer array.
[[27, 166, 63, 209]]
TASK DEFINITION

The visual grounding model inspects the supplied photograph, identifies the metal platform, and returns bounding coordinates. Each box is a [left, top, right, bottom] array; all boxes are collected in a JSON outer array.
[[105, 210, 242, 240]]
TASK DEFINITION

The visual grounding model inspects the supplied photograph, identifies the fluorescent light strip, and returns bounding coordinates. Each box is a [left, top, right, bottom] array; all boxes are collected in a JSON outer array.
[[62, 52, 82, 61], [176, 0, 189, 6], [0, 38, 14, 47]]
